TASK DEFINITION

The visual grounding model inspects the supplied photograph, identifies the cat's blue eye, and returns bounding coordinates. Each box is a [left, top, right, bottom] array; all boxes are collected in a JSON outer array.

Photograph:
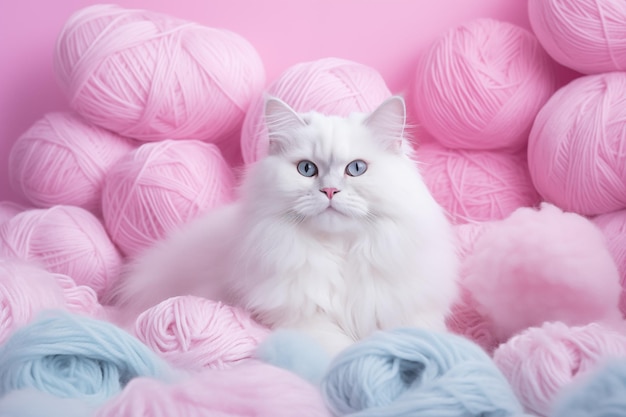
[[346, 160, 367, 177], [297, 160, 318, 177]]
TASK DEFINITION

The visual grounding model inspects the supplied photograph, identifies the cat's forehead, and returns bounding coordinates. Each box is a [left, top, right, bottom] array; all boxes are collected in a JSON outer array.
[[295, 111, 377, 159]]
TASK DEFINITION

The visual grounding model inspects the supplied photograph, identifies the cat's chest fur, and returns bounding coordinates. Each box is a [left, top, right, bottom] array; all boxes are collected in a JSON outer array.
[[232, 215, 446, 341]]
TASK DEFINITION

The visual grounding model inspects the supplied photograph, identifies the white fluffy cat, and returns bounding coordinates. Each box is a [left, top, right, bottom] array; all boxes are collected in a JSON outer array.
[[113, 96, 459, 354]]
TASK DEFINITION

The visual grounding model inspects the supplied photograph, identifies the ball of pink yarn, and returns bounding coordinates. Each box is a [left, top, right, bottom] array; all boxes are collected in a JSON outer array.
[[0, 202, 23, 226], [54, 273, 105, 319], [0, 260, 67, 344], [0, 205, 123, 299], [529, 72, 626, 216], [446, 287, 498, 353], [9, 112, 135, 214], [414, 18, 557, 151], [134, 296, 269, 371], [528, 0, 626, 74], [54, 4, 265, 142], [593, 209, 626, 317], [240, 57, 391, 164], [95, 361, 331, 417], [418, 142, 541, 224], [453, 222, 491, 261], [102, 140, 235, 257], [493, 321, 626, 417], [463, 203, 622, 346]]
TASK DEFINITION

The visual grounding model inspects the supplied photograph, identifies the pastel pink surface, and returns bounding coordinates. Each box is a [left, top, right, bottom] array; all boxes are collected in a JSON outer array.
[[1, 0, 535, 202]]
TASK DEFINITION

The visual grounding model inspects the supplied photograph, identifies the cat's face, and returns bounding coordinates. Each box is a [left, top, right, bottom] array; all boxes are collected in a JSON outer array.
[[245, 96, 420, 234]]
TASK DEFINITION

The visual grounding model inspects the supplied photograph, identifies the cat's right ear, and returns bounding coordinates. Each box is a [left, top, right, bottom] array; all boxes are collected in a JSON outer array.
[[264, 96, 306, 155]]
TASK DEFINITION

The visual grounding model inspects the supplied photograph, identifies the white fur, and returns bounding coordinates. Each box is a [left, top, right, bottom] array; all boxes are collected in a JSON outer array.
[[114, 97, 459, 355]]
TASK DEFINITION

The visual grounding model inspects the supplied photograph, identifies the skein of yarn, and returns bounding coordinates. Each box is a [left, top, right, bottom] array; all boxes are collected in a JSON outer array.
[[528, 72, 626, 216], [0, 260, 67, 344], [414, 18, 557, 151], [493, 322, 626, 417], [0, 205, 123, 299], [54, 273, 105, 319], [322, 327, 524, 417], [102, 140, 235, 258], [528, 0, 626, 74], [593, 209, 626, 316], [95, 361, 331, 417], [0, 312, 174, 404], [240, 57, 392, 164], [54, 4, 265, 142], [134, 296, 269, 371], [0, 388, 95, 417], [552, 358, 626, 417], [461, 203, 622, 346], [418, 142, 540, 224], [445, 286, 498, 353], [8, 112, 135, 215]]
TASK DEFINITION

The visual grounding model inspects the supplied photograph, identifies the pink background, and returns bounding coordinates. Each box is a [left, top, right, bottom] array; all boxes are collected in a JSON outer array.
[[0, 0, 533, 203]]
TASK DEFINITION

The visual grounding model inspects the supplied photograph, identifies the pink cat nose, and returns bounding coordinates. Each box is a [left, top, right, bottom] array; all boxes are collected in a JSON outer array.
[[320, 187, 340, 199]]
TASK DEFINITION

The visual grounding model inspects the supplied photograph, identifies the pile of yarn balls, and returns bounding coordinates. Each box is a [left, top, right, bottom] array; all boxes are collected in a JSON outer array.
[[1, 0, 626, 416]]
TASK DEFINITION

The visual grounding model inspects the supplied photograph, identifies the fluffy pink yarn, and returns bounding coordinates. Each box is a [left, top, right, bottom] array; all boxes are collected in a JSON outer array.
[[493, 321, 626, 417], [528, 72, 626, 216], [95, 361, 331, 417], [102, 140, 235, 258], [528, 0, 626, 74], [417, 142, 541, 224], [593, 209, 626, 317], [414, 18, 557, 151], [240, 57, 391, 164], [54, 4, 265, 142], [134, 296, 270, 371], [462, 203, 622, 346], [0, 201, 23, 226], [9, 112, 135, 214], [0, 205, 123, 299]]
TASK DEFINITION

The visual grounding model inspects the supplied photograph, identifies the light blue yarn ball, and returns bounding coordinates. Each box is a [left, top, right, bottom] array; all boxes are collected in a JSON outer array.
[[255, 329, 331, 385], [321, 327, 525, 417], [0, 388, 95, 417], [0, 311, 174, 405], [552, 358, 626, 417]]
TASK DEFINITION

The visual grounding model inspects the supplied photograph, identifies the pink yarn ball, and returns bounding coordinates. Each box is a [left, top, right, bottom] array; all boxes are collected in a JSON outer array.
[[0, 205, 123, 299], [134, 296, 269, 371], [95, 361, 331, 417], [54, 273, 105, 319], [0, 202, 23, 226], [240, 57, 391, 164], [418, 142, 541, 224], [446, 287, 498, 353], [528, 72, 626, 216], [593, 209, 626, 317], [463, 203, 622, 345], [453, 222, 491, 261], [54, 4, 265, 142], [528, 0, 626, 74], [9, 112, 135, 214], [414, 18, 557, 151], [0, 260, 67, 344], [102, 140, 235, 257], [493, 321, 626, 417]]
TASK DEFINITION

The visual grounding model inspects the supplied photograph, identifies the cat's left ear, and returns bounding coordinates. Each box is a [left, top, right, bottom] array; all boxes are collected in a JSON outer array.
[[364, 96, 406, 153], [264, 96, 307, 155]]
